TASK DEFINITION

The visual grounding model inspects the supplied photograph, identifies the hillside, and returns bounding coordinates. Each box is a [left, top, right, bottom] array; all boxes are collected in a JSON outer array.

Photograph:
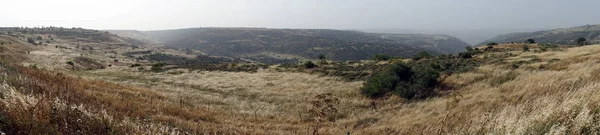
[[375, 33, 471, 54], [480, 24, 600, 45], [111, 28, 469, 63]]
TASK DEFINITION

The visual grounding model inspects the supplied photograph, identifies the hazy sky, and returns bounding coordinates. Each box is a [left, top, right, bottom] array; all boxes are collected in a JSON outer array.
[[1, 0, 600, 31]]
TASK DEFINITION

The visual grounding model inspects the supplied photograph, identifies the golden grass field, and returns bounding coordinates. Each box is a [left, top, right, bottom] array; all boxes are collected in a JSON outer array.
[[3, 32, 600, 134]]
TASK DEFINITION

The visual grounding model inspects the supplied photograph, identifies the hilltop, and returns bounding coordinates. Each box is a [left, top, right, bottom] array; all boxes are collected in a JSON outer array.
[[110, 28, 470, 63], [479, 24, 600, 45]]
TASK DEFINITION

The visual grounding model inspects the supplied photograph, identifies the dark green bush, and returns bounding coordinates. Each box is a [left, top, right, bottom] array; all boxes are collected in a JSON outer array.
[[303, 61, 317, 69], [130, 63, 141, 68], [27, 38, 36, 45], [151, 63, 166, 72]]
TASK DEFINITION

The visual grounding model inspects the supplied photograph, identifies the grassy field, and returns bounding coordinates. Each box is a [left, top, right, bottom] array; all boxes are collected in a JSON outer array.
[[4, 30, 600, 134]]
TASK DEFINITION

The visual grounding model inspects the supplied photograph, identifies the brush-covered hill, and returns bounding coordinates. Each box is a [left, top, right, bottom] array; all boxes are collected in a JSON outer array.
[[479, 24, 600, 45], [375, 33, 471, 54], [111, 28, 469, 63]]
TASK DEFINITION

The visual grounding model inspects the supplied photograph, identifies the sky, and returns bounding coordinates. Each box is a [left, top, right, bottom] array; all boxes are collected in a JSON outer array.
[[1, 0, 600, 31]]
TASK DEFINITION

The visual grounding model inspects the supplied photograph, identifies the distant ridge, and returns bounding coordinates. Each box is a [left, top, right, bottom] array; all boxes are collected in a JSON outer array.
[[479, 24, 600, 45]]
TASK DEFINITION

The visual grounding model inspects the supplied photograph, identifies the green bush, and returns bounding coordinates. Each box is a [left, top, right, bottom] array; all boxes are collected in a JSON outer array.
[[151, 63, 166, 72], [302, 61, 317, 69], [27, 38, 36, 45]]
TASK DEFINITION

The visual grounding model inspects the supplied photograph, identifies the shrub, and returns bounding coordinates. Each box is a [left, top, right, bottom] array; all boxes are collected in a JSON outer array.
[[151, 62, 166, 72], [372, 54, 392, 61], [523, 45, 530, 52], [36, 36, 43, 40], [526, 38, 535, 44], [487, 42, 498, 46], [27, 37, 36, 45], [412, 51, 432, 60], [302, 61, 317, 69], [130, 63, 141, 68]]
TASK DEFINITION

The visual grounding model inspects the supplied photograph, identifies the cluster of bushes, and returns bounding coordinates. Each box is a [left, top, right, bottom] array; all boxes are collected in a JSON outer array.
[[150, 62, 166, 72], [362, 47, 485, 99], [361, 62, 439, 99]]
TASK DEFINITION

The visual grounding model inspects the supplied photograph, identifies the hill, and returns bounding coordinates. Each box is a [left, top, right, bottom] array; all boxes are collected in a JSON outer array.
[[479, 24, 600, 45], [375, 33, 471, 54], [111, 28, 469, 63]]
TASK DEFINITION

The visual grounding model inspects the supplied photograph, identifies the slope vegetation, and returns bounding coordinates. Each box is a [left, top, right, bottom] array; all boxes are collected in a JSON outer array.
[[112, 28, 468, 63], [480, 24, 600, 45]]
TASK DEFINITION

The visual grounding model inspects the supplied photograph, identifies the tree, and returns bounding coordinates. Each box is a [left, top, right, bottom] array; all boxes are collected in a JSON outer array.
[[576, 37, 587, 46], [526, 38, 535, 44]]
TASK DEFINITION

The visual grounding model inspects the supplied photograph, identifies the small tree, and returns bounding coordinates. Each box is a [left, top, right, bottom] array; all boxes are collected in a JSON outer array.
[[317, 54, 326, 64], [487, 42, 498, 46], [526, 38, 535, 44], [576, 37, 587, 46], [523, 45, 530, 52]]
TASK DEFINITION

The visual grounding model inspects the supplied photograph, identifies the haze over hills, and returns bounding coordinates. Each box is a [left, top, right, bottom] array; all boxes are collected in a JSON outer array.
[[479, 24, 600, 46], [361, 28, 546, 45], [110, 28, 471, 63]]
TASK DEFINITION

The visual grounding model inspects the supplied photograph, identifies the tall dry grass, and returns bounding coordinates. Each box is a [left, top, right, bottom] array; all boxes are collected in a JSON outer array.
[[68, 45, 600, 134]]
